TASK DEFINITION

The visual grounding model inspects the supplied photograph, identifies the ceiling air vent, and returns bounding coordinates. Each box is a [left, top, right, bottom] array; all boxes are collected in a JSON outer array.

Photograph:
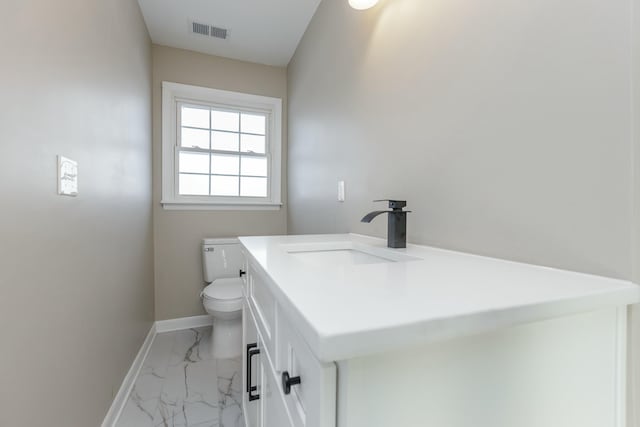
[[192, 22, 210, 36], [190, 21, 228, 40], [210, 26, 228, 40]]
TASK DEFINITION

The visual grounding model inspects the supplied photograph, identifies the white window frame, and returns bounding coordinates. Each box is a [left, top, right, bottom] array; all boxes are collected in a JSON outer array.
[[161, 81, 282, 210]]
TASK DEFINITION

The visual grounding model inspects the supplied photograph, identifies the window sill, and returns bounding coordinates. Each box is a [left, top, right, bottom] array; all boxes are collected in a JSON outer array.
[[161, 201, 283, 211]]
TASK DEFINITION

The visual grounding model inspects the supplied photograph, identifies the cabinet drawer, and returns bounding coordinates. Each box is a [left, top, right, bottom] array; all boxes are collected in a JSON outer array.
[[248, 261, 277, 362], [277, 312, 336, 427]]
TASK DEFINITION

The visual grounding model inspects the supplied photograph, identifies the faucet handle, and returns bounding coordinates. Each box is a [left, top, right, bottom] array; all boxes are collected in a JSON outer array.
[[373, 199, 407, 210]]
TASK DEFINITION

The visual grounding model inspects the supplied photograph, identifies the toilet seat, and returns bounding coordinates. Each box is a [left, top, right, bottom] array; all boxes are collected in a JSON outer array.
[[201, 278, 243, 312]]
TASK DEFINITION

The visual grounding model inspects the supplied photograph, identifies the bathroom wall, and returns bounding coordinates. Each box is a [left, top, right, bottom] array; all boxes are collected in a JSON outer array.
[[289, 0, 638, 424], [152, 45, 288, 320], [288, 0, 632, 279], [0, 1, 153, 426], [631, 0, 640, 423]]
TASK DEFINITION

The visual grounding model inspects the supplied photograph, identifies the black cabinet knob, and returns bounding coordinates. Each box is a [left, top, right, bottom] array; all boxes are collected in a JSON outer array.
[[239, 269, 246, 277], [282, 371, 301, 395]]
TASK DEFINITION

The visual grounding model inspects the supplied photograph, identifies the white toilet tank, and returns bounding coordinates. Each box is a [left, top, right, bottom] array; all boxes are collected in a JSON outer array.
[[202, 238, 243, 284]]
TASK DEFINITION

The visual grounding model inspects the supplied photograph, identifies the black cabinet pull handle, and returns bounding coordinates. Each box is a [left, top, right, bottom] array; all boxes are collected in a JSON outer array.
[[246, 343, 257, 393], [239, 269, 246, 277], [248, 346, 261, 401], [282, 371, 301, 395]]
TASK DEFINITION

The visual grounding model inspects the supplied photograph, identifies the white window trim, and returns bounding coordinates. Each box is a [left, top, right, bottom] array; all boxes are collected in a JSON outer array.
[[161, 81, 282, 211]]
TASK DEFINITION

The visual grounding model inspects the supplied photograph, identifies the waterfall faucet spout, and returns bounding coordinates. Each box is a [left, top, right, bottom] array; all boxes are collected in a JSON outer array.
[[361, 200, 411, 248]]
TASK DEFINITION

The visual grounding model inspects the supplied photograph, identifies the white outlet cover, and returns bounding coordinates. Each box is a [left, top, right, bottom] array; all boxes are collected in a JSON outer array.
[[58, 155, 78, 196], [338, 180, 345, 202]]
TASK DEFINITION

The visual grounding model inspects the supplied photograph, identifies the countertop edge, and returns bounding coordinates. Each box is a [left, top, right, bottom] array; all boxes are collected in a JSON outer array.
[[239, 234, 640, 363], [313, 286, 639, 362]]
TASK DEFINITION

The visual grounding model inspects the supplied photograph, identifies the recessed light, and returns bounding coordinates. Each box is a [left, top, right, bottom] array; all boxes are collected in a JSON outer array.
[[348, 0, 379, 10]]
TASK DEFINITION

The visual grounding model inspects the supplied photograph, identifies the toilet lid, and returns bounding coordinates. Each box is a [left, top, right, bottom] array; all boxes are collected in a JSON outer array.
[[202, 278, 243, 300]]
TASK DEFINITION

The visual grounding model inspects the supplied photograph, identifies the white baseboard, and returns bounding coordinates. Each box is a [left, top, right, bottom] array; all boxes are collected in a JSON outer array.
[[155, 314, 213, 333], [101, 323, 156, 427], [102, 315, 214, 426]]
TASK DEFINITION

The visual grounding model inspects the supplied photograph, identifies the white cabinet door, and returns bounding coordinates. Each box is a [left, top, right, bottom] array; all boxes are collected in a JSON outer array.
[[278, 311, 336, 427], [248, 261, 278, 361], [261, 353, 295, 427], [243, 303, 262, 427]]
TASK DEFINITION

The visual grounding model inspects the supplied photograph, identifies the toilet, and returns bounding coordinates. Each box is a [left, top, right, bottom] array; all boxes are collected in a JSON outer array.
[[201, 238, 244, 359]]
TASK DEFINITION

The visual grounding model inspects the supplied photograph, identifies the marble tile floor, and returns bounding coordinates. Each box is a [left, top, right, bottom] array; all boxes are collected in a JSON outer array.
[[116, 327, 244, 427]]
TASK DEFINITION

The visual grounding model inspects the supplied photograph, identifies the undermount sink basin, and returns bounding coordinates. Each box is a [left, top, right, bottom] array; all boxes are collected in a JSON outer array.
[[282, 241, 421, 265]]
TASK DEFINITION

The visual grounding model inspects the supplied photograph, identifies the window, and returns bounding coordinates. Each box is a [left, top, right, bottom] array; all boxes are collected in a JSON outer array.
[[178, 104, 269, 198], [161, 82, 282, 210]]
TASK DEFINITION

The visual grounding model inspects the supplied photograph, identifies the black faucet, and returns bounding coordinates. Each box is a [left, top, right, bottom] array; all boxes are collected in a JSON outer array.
[[361, 200, 411, 248]]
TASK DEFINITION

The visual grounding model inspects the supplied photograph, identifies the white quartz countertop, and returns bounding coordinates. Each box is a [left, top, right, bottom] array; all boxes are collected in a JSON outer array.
[[239, 234, 640, 362]]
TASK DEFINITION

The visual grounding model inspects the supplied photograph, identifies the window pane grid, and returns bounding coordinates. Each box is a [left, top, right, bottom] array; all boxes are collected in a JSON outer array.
[[238, 113, 242, 195], [178, 147, 269, 158], [179, 172, 269, 178], [181, 125, 210, 131], [178, 155, 268, 175], [181, 126, 265, 138], [208, 110, 212, 195], [178, 102, 269, 198]]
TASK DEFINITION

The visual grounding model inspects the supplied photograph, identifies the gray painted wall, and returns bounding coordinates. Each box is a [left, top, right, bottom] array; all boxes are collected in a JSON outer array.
[[288, 0, 639, 423], [288, 0, 632, 279], [631, 0, 640, 421], [152, 45, 288, 320], [0, 1, 154, 425]]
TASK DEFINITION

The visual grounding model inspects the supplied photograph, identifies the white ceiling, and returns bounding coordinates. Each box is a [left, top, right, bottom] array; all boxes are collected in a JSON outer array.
[[137, 0, 322, 67]]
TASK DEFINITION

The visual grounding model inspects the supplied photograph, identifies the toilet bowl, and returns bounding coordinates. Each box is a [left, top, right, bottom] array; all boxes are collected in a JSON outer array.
[[201, 239, 244, 359]]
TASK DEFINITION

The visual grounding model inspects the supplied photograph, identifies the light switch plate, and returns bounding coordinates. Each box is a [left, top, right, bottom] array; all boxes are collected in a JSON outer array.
[[58, 155, 78, 196], [338, 180, 345, 202]]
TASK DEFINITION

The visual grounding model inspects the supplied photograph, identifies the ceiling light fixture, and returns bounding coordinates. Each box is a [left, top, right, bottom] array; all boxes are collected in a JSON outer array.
[[348, 0, 379, 10]]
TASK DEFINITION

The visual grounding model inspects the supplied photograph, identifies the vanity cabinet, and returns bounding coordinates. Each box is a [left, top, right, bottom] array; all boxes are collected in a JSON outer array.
[[242, 258, 336, 427], [239, 234, 639, 427], [243, 269, 628, 427]]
